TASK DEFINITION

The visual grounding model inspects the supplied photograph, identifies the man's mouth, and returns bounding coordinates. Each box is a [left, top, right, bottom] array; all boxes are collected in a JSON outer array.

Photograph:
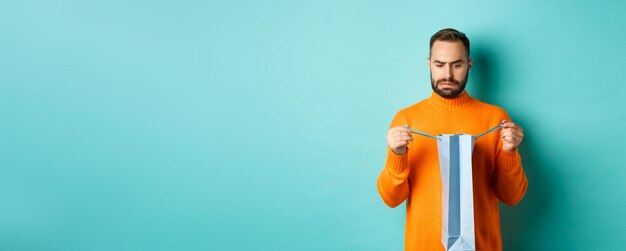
[[439, 81, 456, 87]]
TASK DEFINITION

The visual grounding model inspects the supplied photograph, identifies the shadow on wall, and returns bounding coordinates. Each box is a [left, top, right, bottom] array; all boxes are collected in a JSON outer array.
[[499, 135, 553, 250], [468, 43, 500, 103], [470, 44, 552, 250]]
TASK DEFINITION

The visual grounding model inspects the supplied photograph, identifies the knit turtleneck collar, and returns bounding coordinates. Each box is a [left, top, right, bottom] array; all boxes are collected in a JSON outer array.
[[427, 91, 474, 108]]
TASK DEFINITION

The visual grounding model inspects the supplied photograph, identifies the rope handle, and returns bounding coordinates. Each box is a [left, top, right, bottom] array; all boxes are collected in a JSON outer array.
[[403, 125, 440, 141], [474, 121, 506, 139], [403, 121, 506, 141]]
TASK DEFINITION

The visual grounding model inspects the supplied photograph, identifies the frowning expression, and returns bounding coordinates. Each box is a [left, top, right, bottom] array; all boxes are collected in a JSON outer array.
[[428, 40, 472, 98]]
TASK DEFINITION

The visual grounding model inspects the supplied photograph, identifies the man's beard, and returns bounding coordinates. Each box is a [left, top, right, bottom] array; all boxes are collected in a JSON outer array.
[[430, 71, 468, 99]]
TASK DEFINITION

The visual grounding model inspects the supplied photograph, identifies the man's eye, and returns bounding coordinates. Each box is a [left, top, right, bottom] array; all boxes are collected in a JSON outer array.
[[436, 65, 443, 68], [454, 64, 462, 68]]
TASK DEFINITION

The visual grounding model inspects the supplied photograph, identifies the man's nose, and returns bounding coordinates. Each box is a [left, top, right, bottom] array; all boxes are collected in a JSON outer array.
[[443, 65, 453, 79]]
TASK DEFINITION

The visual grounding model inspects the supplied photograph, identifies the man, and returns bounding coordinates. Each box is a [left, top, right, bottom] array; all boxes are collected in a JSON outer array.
[[376, 28, 527, 250]]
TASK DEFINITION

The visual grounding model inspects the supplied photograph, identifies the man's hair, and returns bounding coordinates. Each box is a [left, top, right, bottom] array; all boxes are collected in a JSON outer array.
[[429, 28, 470, 59]]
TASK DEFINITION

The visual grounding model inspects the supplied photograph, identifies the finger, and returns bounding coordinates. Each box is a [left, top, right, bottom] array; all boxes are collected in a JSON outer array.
[[500, 128, 514, 137], [397, 134, 413, 141], [394, 126, 410, 133], [504, 135, 516, 141], [501, 130, 517, 140], [501, 128, 524, 139], [400, 125, 410, 133], [394, 131, 411, 138], [502, 128, 523, 138], [503, 123, 523, 134], [502, 122, 517, 129], [501, 120, 509, 128], [502, 136, 517, 143], [511, 130, 524, 139], [394, 141, 409, 148], [395, 135, 413, 142], [391, 141, 401, 149], [389, 126, 408, 134], [503, 134, 524, 146], [389, 130, 401, 138], [507, 125, 524, 134], [391, 142, 399, 149], [501, 130, 517, 138]]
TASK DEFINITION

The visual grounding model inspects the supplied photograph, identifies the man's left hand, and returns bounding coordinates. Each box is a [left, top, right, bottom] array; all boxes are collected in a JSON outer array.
[[500, 120, 524, 152]]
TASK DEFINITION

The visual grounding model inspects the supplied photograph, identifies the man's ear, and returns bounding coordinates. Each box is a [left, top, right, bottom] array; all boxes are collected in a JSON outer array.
[[468, 57, 473, 72], [427, 58, 431, 71]]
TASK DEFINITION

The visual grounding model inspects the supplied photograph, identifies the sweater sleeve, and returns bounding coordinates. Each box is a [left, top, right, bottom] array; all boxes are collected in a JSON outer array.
[[377, 147, 410, 208], [493, 112, 528, 206], [494, 150, 527, 205], [376, 112, 411, 208]]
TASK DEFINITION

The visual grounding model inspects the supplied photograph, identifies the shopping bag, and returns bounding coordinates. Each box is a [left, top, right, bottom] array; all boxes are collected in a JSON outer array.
[[437, 134, 476, 251], [404, 123, 504, 251]]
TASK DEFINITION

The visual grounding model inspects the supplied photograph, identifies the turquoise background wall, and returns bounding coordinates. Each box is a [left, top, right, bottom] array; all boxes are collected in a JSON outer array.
[[2, 1, 625, 250]]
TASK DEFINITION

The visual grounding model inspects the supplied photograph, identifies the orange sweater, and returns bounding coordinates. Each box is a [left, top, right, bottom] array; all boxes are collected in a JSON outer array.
[[377, 91, 527, 251]]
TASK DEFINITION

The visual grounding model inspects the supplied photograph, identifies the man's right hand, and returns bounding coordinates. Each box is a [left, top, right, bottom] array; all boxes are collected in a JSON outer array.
[[387, 125, 413, 155]]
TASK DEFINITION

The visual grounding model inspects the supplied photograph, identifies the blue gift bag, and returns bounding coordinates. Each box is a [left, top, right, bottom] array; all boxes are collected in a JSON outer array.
[[404, 123, 504, 251], [437, 134, 476, 251]]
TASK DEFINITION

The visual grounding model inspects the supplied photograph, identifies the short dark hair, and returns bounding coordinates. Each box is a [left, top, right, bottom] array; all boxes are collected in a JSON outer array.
[[429, 28, 470, 59]]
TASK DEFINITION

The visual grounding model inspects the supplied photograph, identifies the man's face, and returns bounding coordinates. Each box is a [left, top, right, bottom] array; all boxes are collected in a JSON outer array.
[[428, 40, 472, 98]]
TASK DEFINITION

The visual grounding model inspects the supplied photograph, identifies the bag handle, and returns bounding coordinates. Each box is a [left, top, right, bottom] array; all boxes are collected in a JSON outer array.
[[404, 121, 506, 141], [403, 125, 440, 140], [474, 121, 506, 139]]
